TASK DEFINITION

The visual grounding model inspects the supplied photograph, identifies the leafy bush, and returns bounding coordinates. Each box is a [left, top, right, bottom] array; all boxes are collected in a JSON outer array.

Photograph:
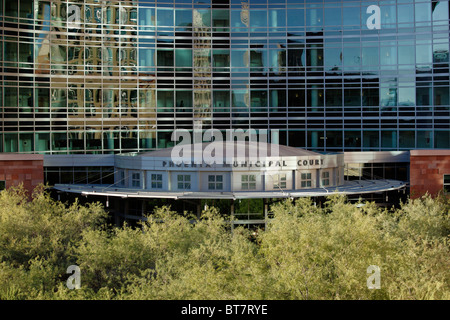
[[0, 185, 448, 300]]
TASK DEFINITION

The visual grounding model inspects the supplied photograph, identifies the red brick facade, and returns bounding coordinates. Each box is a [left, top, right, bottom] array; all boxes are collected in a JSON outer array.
[[410, 150, 450, 198], [0, 154, 44, 195]]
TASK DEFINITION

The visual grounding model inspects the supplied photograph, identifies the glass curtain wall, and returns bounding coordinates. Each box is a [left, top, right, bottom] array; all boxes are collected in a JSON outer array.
[[0, 0, 449, 153]]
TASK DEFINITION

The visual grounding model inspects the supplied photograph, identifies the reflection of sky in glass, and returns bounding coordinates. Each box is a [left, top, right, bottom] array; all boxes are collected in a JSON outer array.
[[232, 90, 249, 109]]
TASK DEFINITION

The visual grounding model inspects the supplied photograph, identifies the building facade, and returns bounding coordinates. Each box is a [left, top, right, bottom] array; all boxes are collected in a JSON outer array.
[[1, 0, 449, 196]]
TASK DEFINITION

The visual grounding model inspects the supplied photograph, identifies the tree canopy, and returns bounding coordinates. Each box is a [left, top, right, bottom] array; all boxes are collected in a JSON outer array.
[[0, 185, 448, 300]]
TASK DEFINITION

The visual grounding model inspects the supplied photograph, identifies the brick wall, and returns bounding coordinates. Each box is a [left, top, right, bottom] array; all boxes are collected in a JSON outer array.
[[0, 154, 44, 195], [410, 150, 450, 198]]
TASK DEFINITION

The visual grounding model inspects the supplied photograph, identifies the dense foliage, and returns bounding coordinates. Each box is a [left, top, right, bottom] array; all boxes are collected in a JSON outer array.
[[0, 185, 448, 300]]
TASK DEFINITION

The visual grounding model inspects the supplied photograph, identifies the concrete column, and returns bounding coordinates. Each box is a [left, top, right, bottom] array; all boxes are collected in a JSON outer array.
[[271, 130, 279, 145]]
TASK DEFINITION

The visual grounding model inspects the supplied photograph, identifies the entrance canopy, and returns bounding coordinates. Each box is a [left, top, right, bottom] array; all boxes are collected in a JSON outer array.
[[54, 179, 406, 200]]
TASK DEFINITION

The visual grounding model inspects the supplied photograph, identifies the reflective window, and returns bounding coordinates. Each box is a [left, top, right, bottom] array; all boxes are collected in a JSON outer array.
[[175, 9, 192, 27], [175, 49, 192, 68], [325, 47, 342, 71], [399, 131, 415, 149], [139, 48, 155, 67], [157, 9, 173, 26], [324, 7, 341, 27], [306, 8, 322, 28], [241, 174, 256, 190], [208, 175, 223, 190], [250, 10, 267, 29], [250, 90, 267, 112], [269, 90, 286, 112], [434, 131, 450, 148], [327, 131, 343, 149], [362, 89, 379, 107], [381, 5, 396, 26], [157, 50, 174, 67], [269, 10, 285, 28], [273, 174, 287, 189], [434, 87, 449, 106], [361, 47, 379, 68], [213, 9, 229, 30], [176, 91, 192, 112], [444, 174, 450, 195], [326, 89, 342, 107], [231, 50, 249, 68], [5, 1, 18, 18], [151, 174, 163, 189], [321, 171, 330, 187], [213, 91, 230, 112], [288, 48, 304, 68], [139, 7, 155, 27], [363, 131, 379, 150], [213, 50, 230, 70], [380, 86, 397, 107], [380, 46, 397, 67], [343, 47, 360, 70], [300, 172, 312, 188], [250, 49, 266, 69], [4, 42, 18, 62], [177, 174, 191, 190], [398, 86, 415, 106], [52, 133, 67, 151], [344, 131, 361, 149], [415, 2, 431, 24], [343, 7, 359, 27], [382, 131, 398, 149], [157, 91, 174, 112], [232, 90, 248, 110], [287, 9, 303, 27], [194, 9, 211, 27], [417, 131, 432, 149], [230, 9, 248, 28], [416, 87, 432, 106], [398, 45, 415, 66], [416, 43, 432, 66], [4, 134, 18, 153], [132, 173, 140, 188], [397, 4, 414, 26]]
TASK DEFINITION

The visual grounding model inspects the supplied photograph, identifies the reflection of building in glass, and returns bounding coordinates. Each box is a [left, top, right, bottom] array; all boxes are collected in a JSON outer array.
[[0, 0, 449, 197]]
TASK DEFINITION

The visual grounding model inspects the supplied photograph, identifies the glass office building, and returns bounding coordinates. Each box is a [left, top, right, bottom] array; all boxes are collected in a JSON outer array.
[[0, 0, 449, 185]]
